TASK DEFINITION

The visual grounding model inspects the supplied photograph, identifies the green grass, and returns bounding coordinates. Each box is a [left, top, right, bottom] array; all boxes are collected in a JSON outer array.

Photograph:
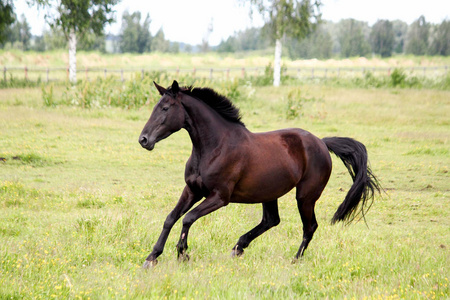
[[0, 82, 449, 299]]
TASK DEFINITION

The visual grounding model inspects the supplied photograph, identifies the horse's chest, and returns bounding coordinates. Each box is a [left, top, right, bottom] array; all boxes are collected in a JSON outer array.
[[185, 173, 209, 197]]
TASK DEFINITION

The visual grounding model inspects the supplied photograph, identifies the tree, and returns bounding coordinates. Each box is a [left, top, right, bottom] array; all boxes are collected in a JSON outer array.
[[201, 19, 213, 52], [405, 16, 429, 55], [337, 19, 371, 57], [428, 20, 450, 56], [34, 0, 119, 83], [287, 22, 332, 59], [78, 29, 107, 52], [1, 13, 32, 50], [119, 11, 151, 53], [370, 20, 394, 57], [392, 20, 408, 53], [43, 25, 67, 50], [16, 14, 32, 50], [0, 0, 15, 44], [151, 28, 169, 52], [246, 0, 321, 86], [217, 27, 270, 53]]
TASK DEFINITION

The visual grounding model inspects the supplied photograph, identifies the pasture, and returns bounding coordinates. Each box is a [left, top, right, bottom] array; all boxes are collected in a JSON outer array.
[[0, 68, 449, 298]]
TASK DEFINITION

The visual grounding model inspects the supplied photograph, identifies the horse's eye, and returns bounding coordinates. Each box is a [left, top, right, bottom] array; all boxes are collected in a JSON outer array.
[[162, 107, 169, 111]]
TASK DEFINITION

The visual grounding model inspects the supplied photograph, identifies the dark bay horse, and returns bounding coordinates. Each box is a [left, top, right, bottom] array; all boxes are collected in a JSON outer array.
[[139, 80, 381, 268]]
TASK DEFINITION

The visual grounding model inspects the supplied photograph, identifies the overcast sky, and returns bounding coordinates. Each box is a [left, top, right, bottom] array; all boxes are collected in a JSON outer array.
[[14, 0, 450, 46]]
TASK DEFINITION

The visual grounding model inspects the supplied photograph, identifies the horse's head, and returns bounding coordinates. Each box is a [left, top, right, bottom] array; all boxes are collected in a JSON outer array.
[[139, 80, 185, 151]]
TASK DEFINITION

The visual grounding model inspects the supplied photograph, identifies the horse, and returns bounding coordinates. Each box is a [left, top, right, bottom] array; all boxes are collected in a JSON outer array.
[[138, 80, 381, 268]]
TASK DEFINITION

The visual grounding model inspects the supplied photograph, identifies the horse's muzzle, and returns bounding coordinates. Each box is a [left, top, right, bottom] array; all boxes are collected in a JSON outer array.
[[139, 135, 155, 151]]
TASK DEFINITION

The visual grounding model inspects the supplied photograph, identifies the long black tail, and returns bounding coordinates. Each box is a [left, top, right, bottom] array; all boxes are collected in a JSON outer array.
[[323, 137, 382, 224]]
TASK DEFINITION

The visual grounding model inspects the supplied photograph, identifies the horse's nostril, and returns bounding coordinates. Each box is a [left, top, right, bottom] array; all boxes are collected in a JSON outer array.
[[139, 135, 148, 146]]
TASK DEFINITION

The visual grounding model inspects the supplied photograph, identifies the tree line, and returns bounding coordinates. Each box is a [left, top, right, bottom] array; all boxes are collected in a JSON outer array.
[[0, 9, 192, 54], [1, 11, 448, 58], [219, 16, 450, 58]]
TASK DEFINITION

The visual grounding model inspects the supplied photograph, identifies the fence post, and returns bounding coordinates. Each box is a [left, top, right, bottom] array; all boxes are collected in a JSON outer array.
[[46, 68, 49, 82], [241, 68, 245, 78], [67, 67, 69, 81], [226, 69, 230, 80], [210, 68, 213, 80], [24, 66, 28, 81], [337, 68, 340, 78], [311, 68, 314, 79], [3, 66, 6, 82], [193, 67, 196, 78], [141, 69, 144, 80], [324, 68, 327, 79], [85, 67, 88, 81], [121, 69, 124, 82], [176, 67, 180, 77], [104, 69, 107, 79]]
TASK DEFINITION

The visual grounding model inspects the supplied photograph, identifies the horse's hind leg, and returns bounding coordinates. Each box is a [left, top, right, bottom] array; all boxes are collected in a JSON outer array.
[[293, 184, 324, 261], [231, 199, 280, 257]]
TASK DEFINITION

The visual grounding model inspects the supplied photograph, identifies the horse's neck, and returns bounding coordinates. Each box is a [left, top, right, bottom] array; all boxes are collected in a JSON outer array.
[[182, 97, 236, 154]]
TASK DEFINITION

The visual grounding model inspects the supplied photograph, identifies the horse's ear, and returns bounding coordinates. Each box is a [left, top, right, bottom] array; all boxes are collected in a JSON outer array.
[[171, 80, 180, 94], [153, 81, 167, 96]]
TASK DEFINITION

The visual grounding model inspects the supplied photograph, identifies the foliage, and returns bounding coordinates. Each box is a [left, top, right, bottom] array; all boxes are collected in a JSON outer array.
[[1, 14, 32, 51], [43, 26, 67, 50], [248, 63, 274, 86], [429, 20, 450, 56], [217, 27, 270, 53], [0, 74, 41, 88], [34, 0, 119, 41], [337, 19, 371, 58], [120, 11, 151, 54], [370, 20, 394, 57], [42, 84, 55, 107], [248, 0, 322, 42], [151, 28, 170, 53], [392, 20, 408, 53], [390, 68, 407, 87], [405, 16, 430, 55], [42, 72, 253, 109], [287, 23, 333, 59], [0, 0, 14, 44], [58, 73, 160, 109]]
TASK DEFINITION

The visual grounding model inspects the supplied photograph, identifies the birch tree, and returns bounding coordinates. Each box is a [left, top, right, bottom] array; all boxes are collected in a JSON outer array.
[[34, 0, 119, 83], [246, 0, 321, 86]]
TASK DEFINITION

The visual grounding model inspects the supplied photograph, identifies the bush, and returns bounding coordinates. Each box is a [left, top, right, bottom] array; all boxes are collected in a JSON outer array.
[[390, 68, 407, 87], [42, 73, 254, 109], [285, 88, 320, 120]]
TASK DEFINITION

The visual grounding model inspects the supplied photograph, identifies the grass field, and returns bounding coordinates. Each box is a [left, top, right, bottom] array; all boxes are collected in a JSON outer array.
[[0, 68, 449, 298], [2, 50, 450, 84]]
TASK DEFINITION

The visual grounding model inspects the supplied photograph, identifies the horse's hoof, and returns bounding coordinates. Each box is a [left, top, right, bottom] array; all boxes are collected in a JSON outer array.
[[143, 259, 158, 269], [231, 247, 244, 258], [177, 252, 190, 262], [291, 257, 301, 265], [181, 253, 190, 262]]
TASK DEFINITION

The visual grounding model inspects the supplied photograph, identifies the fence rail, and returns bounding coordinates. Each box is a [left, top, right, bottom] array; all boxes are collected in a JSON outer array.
[[2, 65, 449, 83]]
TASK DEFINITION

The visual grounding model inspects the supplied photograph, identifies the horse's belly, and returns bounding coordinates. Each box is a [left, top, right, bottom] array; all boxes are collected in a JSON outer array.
[[230, 167, 299, 203]]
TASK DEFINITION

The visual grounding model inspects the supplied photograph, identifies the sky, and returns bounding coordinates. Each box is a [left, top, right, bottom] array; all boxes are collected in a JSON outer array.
[[13, 0, 450, 46]]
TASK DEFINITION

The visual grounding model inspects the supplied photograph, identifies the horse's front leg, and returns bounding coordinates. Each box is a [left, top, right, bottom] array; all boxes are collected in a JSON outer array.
[[176, 191, 228, 261], [143, 186, 200, 268]]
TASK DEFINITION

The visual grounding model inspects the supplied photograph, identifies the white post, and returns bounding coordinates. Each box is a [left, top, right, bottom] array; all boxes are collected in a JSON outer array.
[[273, 38, 282, 87], [68, 28, 77, 84]]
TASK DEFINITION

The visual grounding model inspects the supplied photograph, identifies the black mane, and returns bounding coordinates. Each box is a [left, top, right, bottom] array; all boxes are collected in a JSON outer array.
[[169, 84, 244, 127]]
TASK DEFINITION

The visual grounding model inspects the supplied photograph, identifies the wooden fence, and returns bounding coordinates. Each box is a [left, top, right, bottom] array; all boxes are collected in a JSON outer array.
[[2, 65, 449, 83]]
